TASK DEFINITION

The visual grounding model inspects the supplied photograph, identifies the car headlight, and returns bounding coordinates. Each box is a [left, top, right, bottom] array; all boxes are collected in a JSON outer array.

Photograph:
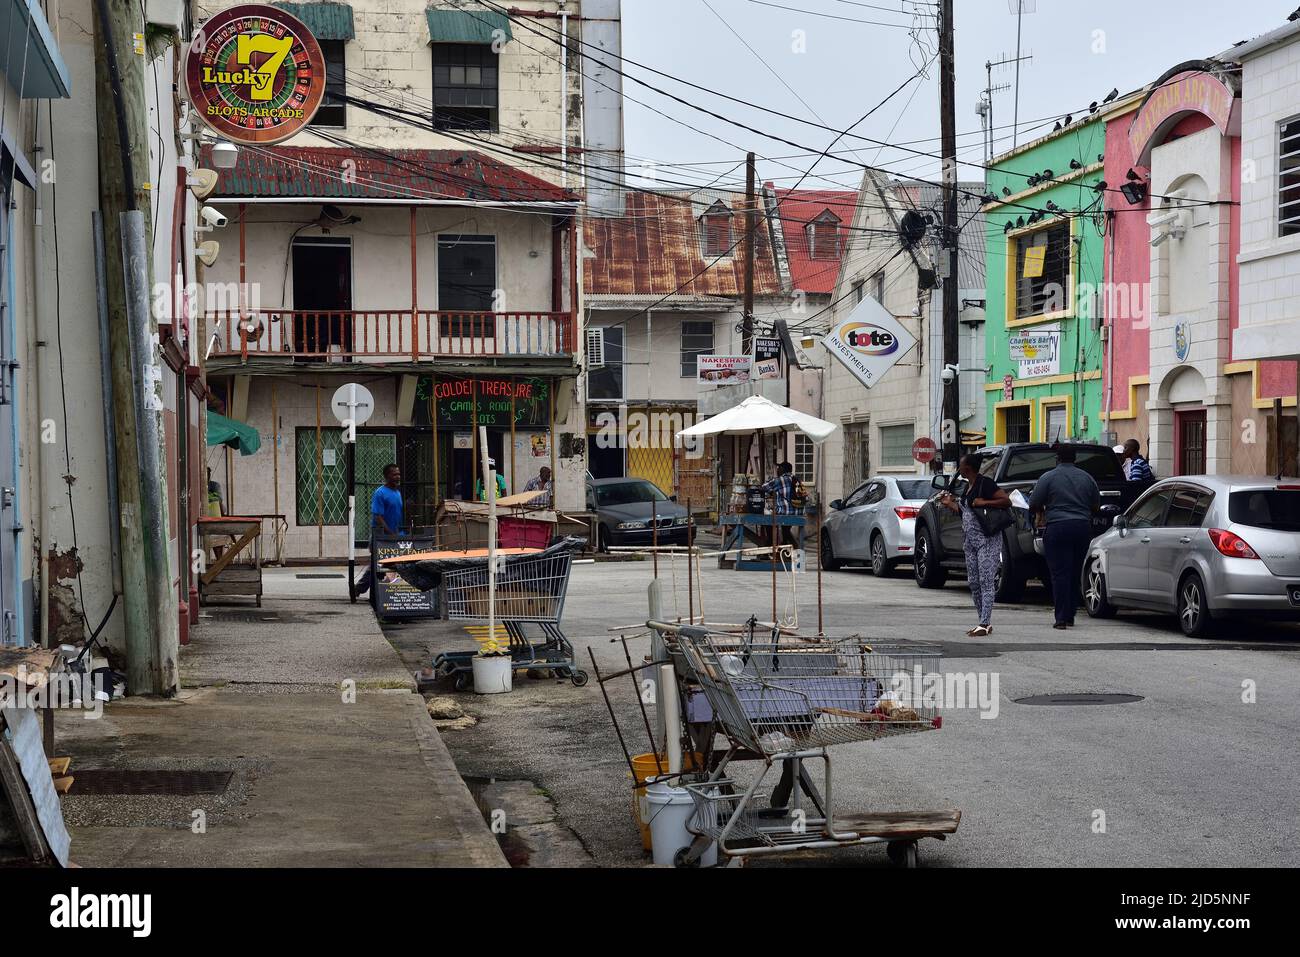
[[673, 516, 689, 526], [616, 521, 647, 530]]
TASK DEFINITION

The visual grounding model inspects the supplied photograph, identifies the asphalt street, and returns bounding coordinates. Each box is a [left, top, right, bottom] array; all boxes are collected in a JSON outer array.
[[389, 555, 1300, 867]]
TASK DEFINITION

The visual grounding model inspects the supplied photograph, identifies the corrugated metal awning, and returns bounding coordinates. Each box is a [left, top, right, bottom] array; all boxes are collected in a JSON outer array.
[[271, 2, 356, 40], [425, 8, 512, 44]]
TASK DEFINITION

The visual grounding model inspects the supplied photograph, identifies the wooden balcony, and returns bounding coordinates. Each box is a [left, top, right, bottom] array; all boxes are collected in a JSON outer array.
[[206, 309, 577, 362]]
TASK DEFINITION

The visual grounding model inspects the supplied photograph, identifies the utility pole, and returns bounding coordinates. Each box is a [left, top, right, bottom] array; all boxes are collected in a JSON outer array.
[[742, 151, 756, 356], [939, 0, 960, 467], [93, 0, 177, 694]]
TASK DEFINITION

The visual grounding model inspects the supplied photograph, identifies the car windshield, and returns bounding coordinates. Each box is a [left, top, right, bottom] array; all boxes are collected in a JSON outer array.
[[895, 480, 931, 500], [1002, 448, 1124, 483], [595, 481, 668, 507], [1228, 489, 1300, 532]]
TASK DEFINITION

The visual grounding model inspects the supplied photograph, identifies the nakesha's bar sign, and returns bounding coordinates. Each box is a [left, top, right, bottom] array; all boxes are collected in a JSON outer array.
[[185, 4, 326, 145]]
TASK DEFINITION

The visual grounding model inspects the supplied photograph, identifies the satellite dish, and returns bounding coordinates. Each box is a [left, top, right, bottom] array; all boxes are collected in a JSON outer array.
[[899, 210, 927, 249]]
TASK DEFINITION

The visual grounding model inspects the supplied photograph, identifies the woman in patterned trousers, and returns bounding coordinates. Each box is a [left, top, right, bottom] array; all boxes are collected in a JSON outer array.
[[940, 454, 1012, 636]]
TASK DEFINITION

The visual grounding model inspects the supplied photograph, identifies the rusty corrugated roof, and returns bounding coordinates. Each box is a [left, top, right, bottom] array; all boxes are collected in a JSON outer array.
[[768, 187, 858, 295], [583, 190, 781, 297], [208, 146, 577, 204]]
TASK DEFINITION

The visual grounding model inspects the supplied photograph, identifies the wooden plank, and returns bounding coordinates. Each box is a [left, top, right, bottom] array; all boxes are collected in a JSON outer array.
[[0, 714, 56, 864], [0, 647, 56, 684], [51, 776, 74, 795], [200, 581, 263, 597], [831, 809, 962, 840], [47, 757, 71, 776], [206, 566, 261, 583]]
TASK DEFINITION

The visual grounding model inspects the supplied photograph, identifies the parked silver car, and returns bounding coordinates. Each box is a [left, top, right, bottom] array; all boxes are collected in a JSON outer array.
[[1082, 475, 1300, 636], [821, 476, 932, 576]]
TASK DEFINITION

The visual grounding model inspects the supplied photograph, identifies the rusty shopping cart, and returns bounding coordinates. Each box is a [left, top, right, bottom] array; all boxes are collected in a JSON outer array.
[[437, 542, 589, 688], [657, 624, 959, 866]]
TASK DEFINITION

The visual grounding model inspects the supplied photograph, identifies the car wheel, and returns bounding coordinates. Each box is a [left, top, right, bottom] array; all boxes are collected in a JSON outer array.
[[870, 533, 893, 577], [1177, 572, 1216, 638], [820, 530, 841, 571], [913, 526, 947, 588], [993, 552, 1026, 603], [1083, 556, 1117, 619], [597, 524, 611, 554]]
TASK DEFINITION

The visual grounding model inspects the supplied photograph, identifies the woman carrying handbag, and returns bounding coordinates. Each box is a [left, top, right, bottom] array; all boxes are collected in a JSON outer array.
[[939, 454, 1013, 636]]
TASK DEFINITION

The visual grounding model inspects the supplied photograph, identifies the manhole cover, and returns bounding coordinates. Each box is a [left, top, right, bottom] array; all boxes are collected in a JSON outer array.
[[1015, 693, 1144, 706], [296, 573, 344, 579], [69, 770, 234, 796]]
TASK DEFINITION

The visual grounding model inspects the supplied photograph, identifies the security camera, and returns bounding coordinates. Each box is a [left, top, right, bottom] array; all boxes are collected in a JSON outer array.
[[200, 205, 228, 229], [941, 363, 959, 385]]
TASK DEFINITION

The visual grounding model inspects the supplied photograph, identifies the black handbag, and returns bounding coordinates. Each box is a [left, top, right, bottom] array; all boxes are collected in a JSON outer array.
[[973, 504, 1014, 537]]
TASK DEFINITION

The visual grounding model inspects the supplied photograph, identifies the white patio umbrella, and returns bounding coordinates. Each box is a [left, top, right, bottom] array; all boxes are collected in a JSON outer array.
[[676, 394, 838, 443]]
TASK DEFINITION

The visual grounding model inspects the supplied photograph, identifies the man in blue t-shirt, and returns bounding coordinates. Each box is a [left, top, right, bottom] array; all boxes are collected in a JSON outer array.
[[356, 463, 404, 597]]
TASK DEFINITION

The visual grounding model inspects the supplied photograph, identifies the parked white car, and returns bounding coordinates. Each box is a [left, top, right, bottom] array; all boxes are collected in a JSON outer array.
[[821, 476, 932, 576], [1082, 475, 1300, 636]]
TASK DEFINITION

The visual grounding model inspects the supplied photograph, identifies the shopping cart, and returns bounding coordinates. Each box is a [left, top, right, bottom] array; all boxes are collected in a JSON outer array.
[[434, 543, 588, 688], [656, 623, 958, 865]]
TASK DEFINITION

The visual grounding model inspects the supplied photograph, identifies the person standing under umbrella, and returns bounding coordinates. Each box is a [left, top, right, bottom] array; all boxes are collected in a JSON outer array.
[[939, 454, 1011, 636]]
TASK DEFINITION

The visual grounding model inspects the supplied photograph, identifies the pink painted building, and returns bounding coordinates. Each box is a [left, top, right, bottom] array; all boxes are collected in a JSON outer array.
[[1102, 62, 1297, 476]]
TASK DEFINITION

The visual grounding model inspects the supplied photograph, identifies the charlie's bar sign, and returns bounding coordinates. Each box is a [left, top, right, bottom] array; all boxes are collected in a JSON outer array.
[[185, 4, 326, 145]]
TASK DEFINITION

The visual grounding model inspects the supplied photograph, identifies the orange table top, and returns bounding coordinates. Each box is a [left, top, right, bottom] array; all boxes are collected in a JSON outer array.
[[378, 547, 543, 565]]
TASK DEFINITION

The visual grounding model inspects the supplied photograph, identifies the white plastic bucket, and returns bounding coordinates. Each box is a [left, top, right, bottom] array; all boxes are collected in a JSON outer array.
[[472, 655, 513, 694], [645, 780, 717, 867]]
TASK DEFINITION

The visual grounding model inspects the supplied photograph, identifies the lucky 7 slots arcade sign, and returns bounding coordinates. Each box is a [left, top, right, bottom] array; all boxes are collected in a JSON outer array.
[[185, 4, 326, 144]]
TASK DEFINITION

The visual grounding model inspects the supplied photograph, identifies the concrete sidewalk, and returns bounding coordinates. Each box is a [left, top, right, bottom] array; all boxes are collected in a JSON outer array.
[[56, 569, 505, 867]]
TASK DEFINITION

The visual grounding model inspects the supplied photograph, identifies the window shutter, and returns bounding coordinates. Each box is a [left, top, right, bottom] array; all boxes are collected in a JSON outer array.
[[586, 327, 606, 369]]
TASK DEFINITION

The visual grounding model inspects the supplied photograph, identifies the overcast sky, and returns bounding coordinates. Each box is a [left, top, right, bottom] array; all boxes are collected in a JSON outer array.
[[617, 0, 1294, 193]]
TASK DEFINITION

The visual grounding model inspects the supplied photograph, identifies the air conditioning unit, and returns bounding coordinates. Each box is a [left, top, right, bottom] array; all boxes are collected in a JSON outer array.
[[146, 0, 185, 30], [585, 327, 605, 369]]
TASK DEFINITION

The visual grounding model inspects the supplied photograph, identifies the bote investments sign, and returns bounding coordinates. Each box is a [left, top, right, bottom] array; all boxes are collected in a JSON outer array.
[[185, 4, 326, 145], [821, 296, 917, 390]]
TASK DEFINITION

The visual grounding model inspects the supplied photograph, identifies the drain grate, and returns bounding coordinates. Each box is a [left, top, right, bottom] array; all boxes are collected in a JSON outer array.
[[1015, 693, 1144, 706], [69, 770, 234, 796], [296, 573, 344, 579]]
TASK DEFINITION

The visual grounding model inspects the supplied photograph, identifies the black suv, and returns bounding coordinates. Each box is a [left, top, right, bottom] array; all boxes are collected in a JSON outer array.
[[911, 442, 1143, 602]]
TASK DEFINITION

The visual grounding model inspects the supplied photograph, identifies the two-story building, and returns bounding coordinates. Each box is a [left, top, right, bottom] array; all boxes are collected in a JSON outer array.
[[819, 171, 984, 500], [201, 0, 621, 560]]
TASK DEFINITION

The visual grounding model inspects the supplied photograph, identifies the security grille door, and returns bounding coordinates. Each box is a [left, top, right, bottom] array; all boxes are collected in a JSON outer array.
[[0, 192, 16, 644], [842, 424, 870, 497], [354, 433, 398, 542], [1176, 410, 1207, 476], [296, 428, 348, 527]]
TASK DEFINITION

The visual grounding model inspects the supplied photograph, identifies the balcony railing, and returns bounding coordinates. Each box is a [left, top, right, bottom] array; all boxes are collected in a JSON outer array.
[[206, 309, 577, 361]]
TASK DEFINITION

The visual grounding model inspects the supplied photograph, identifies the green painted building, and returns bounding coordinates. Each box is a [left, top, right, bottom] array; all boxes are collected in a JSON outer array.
[[982, 115, 1107, 447]]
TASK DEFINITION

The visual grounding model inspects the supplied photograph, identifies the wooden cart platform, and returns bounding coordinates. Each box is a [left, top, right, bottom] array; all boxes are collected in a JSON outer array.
[[198, 516, 263, 606]]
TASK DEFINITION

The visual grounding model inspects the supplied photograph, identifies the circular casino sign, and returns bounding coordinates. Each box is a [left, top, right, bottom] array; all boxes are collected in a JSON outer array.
[[185, 4, 326, 145]]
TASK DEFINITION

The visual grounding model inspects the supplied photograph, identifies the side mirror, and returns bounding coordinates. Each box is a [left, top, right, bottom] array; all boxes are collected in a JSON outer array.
[[829, 499, 843, 511], [931, 474, 951, 491], [1113, 515, 1128, 531]]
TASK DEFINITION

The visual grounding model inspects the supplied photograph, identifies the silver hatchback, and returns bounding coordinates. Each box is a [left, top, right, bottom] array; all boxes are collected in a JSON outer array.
[[1082, 476, 1300, 636], [821, 476, 932, 576]]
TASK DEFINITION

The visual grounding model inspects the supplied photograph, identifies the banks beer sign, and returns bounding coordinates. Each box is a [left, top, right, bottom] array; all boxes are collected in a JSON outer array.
[[185, 4, 326, 145], [821, 296, 917, 390]]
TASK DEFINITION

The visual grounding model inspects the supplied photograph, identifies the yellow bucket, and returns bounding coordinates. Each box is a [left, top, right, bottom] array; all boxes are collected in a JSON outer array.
[[630, 752, 703, 853]]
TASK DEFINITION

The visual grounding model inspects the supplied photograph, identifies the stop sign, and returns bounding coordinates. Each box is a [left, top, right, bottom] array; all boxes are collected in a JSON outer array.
[[912, 437, 938, 464]]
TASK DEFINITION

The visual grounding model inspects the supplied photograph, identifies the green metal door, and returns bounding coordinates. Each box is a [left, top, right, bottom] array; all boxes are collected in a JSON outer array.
[[354, 433, 397, 542]]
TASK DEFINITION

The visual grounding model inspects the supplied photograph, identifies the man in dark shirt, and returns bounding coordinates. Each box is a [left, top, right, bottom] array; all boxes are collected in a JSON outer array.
[[1029, 445, 1100, 629]]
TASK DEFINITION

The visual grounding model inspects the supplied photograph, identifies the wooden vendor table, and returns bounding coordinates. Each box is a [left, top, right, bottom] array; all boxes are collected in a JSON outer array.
[[718, 513, 806, 571], [198, 516, 263, 606]]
